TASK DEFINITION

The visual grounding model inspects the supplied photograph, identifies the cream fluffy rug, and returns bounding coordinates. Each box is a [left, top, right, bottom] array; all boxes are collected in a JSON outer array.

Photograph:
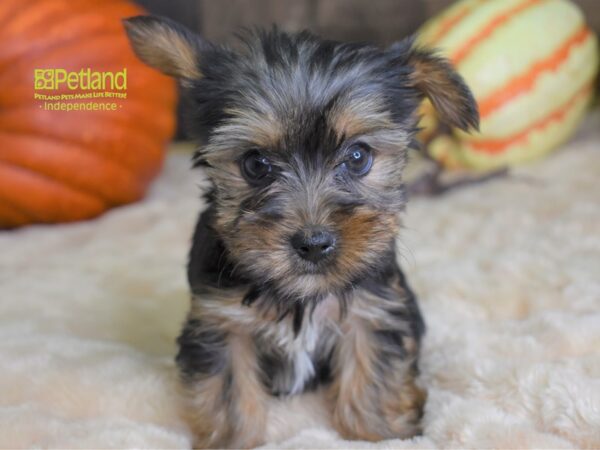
[[1, 112, 599, 449]]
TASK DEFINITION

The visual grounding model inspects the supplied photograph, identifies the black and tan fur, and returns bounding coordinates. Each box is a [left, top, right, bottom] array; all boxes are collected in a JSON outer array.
[[124, 15, 478, 449]]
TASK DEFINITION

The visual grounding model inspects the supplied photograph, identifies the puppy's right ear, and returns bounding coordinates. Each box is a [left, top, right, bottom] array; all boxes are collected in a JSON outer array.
[[388, 37, 479, 133], [123, 15, 204, 82]]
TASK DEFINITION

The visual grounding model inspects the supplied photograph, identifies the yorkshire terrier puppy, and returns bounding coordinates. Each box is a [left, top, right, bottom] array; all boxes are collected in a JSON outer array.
[[124, 15, 478, 449]]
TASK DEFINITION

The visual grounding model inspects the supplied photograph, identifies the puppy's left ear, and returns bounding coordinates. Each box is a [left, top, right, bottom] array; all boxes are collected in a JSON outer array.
[[389, 38, 480, 132]]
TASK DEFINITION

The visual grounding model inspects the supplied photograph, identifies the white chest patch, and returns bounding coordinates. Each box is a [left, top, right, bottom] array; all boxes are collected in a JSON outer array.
[[260, 295, 341, 395], [289, 321, 319, 394]]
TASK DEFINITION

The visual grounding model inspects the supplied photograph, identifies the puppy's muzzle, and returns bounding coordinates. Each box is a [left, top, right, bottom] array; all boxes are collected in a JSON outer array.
[[290, 226, 336, 264]]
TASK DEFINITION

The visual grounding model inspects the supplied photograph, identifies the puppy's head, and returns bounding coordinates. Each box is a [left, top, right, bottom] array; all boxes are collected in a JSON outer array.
[[124, 16, 478, 301]]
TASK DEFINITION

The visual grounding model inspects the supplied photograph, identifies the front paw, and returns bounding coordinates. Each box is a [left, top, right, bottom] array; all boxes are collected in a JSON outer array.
[[187, 405, 266, 449], [193, 434, 265, 450], [382, 381, 426, 439], [332, 381, 426, 441]]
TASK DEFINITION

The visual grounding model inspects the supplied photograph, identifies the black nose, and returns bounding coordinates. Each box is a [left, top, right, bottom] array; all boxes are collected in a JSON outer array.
[[291, 227, 336, 263]]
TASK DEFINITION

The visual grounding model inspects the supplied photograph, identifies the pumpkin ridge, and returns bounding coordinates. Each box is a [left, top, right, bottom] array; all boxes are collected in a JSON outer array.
[[0, 164, 106, 223], [0, 2, 141, 70], [0, 122, 163, 176], [0, 132, 149, 203], [477, 25, 592, 119], [0, 0, 38, 28], [451, 0, 545, 64], [3, 0, 116, 39], [0, 157, 117, 207], [0, 196, 32, 225], [469, 81, 592, 154], [0, 29, 126, 72]]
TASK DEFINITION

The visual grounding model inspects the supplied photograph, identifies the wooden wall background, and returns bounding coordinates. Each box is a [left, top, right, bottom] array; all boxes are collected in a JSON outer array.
[[136, 0, 599, 45]]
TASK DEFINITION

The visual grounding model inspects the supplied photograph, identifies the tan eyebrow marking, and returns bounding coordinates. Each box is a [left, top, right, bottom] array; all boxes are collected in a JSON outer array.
[[327, 94, 395, 140], [219, 107, 283, 149]]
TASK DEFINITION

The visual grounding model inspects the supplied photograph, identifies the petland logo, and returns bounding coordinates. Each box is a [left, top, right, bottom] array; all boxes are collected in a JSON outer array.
[[33, 68, 127, 112], [34, 68, 127, 90]]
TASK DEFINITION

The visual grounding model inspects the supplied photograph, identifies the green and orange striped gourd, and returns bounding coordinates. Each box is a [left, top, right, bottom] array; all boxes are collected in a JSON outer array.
[[417, 0, 598, 171]]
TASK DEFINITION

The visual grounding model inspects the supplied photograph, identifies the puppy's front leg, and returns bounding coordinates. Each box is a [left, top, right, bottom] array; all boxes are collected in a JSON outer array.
[[176, 314, 268, 449], [330, 269, 426, 441]]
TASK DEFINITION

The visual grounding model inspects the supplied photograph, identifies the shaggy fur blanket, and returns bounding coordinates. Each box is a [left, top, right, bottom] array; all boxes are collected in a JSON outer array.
[[1, 113, 598, 449]]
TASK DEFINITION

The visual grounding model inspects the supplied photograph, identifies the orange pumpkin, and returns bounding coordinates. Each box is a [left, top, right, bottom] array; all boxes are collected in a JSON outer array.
[[0, 0, 177, 228]]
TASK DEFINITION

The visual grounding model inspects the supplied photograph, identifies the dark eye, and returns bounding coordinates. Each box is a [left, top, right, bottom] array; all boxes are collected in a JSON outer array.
[[240, 150, 273, 185], [343, 143, 373, 176]]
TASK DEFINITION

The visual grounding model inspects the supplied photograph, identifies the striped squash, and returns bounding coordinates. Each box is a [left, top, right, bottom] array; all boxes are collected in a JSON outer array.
[[417, 0, 598, 171]]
